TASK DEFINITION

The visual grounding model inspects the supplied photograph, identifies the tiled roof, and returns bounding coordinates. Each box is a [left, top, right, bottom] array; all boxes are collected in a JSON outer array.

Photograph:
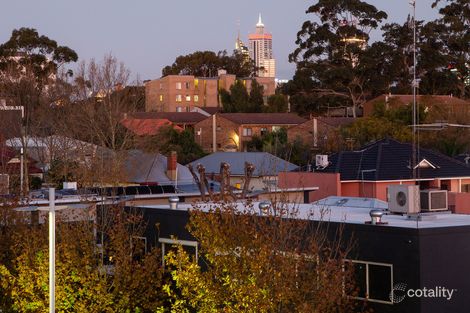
[[318, 139, 470, 181], [196, 107, 221, 115], [129, 112, 207, 124], [121, 118, 183, 136], [189, 152, 298, 176], [220, 113, 307, 125], [316, 117, 356, 128]]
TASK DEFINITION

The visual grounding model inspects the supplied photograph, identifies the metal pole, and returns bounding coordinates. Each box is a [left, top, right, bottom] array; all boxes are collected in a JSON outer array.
[[20, 147, 24, 196], [49, 188, 55, 313]]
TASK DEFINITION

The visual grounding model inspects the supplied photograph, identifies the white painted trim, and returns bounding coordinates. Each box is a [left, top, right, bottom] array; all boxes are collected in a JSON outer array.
[[159, 237, 199, 268], [344, 259, 394, 305]]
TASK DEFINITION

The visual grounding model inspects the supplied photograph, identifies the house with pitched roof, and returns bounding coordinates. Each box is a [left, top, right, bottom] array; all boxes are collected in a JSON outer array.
[[280, 139, 470, 209], [124, 112, 207, 134], [193, 113, 307, 152], [287, 116, 355, 150]]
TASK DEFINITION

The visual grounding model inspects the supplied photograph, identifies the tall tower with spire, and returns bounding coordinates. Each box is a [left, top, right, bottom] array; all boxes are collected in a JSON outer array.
[[235, 20, 250, 61], [248, 14, 275, 77]]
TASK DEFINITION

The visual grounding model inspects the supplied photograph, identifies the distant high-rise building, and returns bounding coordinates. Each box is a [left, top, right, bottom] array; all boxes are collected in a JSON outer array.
[[248, 14, 276, 78]]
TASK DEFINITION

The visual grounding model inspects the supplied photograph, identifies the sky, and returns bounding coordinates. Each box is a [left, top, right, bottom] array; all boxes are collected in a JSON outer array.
[[0, 0, 440, 81]]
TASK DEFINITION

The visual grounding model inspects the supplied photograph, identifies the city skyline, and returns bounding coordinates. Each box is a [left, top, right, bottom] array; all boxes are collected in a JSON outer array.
[[0, 0, 440, 81]]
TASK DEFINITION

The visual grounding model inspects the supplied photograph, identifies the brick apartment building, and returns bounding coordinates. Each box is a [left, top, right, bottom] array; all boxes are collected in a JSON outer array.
[[193, 113, 307, 152], [287, 116, 355, 150], [145, 72, 276, 112]]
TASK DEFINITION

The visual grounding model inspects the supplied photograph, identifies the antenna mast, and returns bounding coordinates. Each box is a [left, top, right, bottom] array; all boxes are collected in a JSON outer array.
[[411, 0, 417, 180]]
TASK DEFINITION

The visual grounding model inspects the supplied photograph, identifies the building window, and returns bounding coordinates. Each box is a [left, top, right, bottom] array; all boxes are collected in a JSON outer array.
[[344, 259, 393, 304], [159, 95, 163, 102], [242, 128, 252, 137], [159, 237, 198, 268], [194, 79, 199, 89], [130, 236, 147, 260], [159, 83, 163, 90], [260, 127, 268, 136], [176, 82, 182, 90], [176, 106, 182, 112], [186, 95, 191, 102], [272, 126, 281, 132], [185, 82, 190, 89], [194, 95, 199, 102], [176, 94, 182, 102], [216, 125, 221, 131]]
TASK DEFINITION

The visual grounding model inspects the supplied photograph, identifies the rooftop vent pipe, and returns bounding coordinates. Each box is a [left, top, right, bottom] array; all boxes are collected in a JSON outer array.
[[368, 210, 386, 225], [258, 201, 271, 215], [168, 196, 180, 210]]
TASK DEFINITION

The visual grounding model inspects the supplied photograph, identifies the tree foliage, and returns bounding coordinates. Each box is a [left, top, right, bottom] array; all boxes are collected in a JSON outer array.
[[246, 128, 310, 166], [289, 0, 388, 117], [141, 126, 206, 164], [221, 80, 264, 113], [0, 205, 167, 312], [162, 50, 256, 78], [0, 27, 77, 89], [164, 202, 358, 313]]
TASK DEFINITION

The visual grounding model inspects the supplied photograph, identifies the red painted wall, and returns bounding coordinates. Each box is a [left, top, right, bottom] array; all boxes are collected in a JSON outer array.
[[278, 172, 341, 202]]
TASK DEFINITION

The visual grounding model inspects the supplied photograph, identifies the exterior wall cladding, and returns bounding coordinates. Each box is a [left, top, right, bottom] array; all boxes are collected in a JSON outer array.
[[130, 206, 470, 313], [145, 74, 276, 112]]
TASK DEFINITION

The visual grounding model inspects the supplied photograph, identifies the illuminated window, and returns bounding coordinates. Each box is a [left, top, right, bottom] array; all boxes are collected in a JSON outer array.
[[176, 82, 182, 90], [159, 95, 163, 102], [272, 126, 281, 132], [194, 95, 199, 102], [194, 79, 199, 89], [176, 106, 182, 112], [186, 95, 191, 101], [176, 95, 182, 102], [242, 128, 252, 137]]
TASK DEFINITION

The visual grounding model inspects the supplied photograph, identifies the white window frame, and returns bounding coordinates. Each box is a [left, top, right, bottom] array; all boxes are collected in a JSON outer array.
[[185, 95, 191, 102], [159, 237, 198, 268], [242, 127, 252, 137], [194, 95, 199, 102], [176, 82, 182, 90], [343, 259, 394, 305], [176, 94, 182, 102], [130, 236, 148, 255]]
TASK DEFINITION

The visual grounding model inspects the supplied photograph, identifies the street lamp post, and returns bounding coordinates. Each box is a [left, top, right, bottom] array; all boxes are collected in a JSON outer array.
[[49, 188, 56, 313]]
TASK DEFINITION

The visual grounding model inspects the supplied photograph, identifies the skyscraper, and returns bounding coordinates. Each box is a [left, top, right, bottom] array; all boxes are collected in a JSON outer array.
[[248, 14, 276, 78]]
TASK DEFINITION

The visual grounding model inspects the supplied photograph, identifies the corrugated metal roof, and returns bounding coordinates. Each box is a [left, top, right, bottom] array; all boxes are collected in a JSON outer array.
[[125, 150, 194, 184], [189, 152, 298, 176]]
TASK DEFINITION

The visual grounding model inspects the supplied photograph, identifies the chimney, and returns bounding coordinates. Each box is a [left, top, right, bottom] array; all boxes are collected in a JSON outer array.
[[166, 151, 178, 181]]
